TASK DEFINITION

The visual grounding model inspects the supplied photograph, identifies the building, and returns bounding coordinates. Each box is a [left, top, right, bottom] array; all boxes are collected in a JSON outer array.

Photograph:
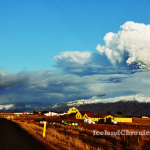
[[67, 107, 91, 119], [67, 107, 132, 123], [104, 114, 132, 123], [76, 111, 91, 119], [67, 107, 79, 114], [83, 113, 106, 121], [44, 112, 58, 116]]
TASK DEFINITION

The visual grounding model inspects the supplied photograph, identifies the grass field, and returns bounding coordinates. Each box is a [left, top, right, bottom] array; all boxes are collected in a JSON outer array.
[[10, 115, 150, 150]]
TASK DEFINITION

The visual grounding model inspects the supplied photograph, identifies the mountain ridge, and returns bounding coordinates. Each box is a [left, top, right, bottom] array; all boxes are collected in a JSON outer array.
[[42, 100, 150, 116]]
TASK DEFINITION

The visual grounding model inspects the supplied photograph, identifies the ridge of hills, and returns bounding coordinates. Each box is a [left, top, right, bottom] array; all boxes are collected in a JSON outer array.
[[43, 100, 150, 116]]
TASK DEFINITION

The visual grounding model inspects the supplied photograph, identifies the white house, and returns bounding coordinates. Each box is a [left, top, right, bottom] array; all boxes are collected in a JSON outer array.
[[44, 112, 58, 116], [57, 112, 68, 116]]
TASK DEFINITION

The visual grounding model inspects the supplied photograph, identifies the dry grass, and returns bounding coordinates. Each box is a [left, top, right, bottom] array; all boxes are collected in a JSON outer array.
[[13, 120, 104, 150], [12, 117, 150, 150], [45, 127, 104, 150]]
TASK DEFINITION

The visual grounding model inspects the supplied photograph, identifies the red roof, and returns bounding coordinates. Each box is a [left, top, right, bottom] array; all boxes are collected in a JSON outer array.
[[85, 113, 107, 118]]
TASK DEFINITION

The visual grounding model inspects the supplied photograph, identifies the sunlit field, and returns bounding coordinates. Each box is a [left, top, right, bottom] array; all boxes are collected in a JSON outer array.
[[7, 114, 150, 150]]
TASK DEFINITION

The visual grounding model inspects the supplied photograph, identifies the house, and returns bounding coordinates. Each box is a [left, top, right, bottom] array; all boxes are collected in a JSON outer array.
[[76, 111, 91, 119], [14, 112, 24, 116], [44, 112, 58, 116], [67, 107, 79, 114], [67, 107, 91, 119], [83, 113, 106, 121], [57, 112, 68, 116], [104, 114, 132, 123], [24, 112, 32, 114]]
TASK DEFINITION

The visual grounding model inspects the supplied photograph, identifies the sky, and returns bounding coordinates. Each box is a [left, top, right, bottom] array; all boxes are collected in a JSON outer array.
[[0, 0, 150, 105]]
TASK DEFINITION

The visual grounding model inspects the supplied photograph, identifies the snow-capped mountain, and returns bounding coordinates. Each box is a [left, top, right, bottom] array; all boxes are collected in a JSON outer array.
[[1, 94, 150, 116], [49, 94, 150, 109], [39, 94, 150, 116]]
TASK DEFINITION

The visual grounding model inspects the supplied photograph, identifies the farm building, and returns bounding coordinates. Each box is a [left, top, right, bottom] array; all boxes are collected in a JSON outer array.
[[67, 107, 91, 119], [76, 111, 91, 119], [104, 115, 132, 123], [67, 107, 79, 114], [44, 112, 58, 116], [67, 107, 132, 123], [83, 113, 100, 121], [83, 113, 107, 121]]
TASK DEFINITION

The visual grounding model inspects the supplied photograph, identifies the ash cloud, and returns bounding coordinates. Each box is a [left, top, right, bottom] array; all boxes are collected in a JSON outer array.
[[54, 51, 130, 76], [96, 21, 150, 70]]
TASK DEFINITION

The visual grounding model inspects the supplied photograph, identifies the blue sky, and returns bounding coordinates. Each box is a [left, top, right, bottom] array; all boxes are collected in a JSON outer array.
[[1, 0, 150, 71], [0, 0, 150, 106]]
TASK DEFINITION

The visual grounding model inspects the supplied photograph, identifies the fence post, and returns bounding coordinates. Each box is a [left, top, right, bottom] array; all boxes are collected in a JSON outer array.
[[43, 122, 46, 137]]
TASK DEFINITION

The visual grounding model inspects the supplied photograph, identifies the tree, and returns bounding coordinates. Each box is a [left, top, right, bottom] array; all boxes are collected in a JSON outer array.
[[116, 111, 123, 115], [107, 110, 111, 115], [33, 110, 37, 114]]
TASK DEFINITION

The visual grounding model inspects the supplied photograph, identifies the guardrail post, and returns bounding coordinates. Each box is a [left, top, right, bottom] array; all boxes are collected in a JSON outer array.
[[43, 122, 46, 137]]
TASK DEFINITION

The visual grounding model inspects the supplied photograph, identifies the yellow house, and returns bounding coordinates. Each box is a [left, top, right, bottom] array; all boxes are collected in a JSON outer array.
[[104, 115, 114, 122], [67, 107, 79, 114], [67, 107, 91, 119], [76, 111, 91, 119], [83, 113, 106, 121], [76, 111, 83, 119], [104, 115, 132, 123]]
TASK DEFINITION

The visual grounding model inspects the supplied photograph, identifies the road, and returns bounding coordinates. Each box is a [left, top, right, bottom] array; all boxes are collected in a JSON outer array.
[[0, 118, 52, 150]]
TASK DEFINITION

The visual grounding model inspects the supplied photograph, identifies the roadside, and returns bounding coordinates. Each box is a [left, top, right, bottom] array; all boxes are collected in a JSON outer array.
[[12, 120, 59, 150]]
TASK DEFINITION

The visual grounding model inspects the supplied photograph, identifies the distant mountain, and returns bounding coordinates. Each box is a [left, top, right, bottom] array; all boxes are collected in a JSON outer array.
[[39, 94, 150, 116], [0, 102, 52, 112], [1, 94, 150, 116], [42, 100, 150, 116]]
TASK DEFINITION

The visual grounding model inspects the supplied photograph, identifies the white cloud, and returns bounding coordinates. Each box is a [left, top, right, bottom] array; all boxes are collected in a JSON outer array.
[[96, 21, 150, 69], [53, 51, 128, 76], [54, 51, 91, 64]]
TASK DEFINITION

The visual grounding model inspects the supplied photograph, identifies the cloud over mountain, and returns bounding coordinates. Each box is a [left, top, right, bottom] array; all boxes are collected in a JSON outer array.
[[96, 21, 150, 70]]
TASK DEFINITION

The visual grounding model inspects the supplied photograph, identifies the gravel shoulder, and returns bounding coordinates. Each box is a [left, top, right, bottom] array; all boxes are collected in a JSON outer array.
[[0, 118, 57, 150]]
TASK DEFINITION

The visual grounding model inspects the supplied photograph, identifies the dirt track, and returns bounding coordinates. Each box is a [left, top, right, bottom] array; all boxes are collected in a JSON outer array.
[[0, 118, 52, 150]]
